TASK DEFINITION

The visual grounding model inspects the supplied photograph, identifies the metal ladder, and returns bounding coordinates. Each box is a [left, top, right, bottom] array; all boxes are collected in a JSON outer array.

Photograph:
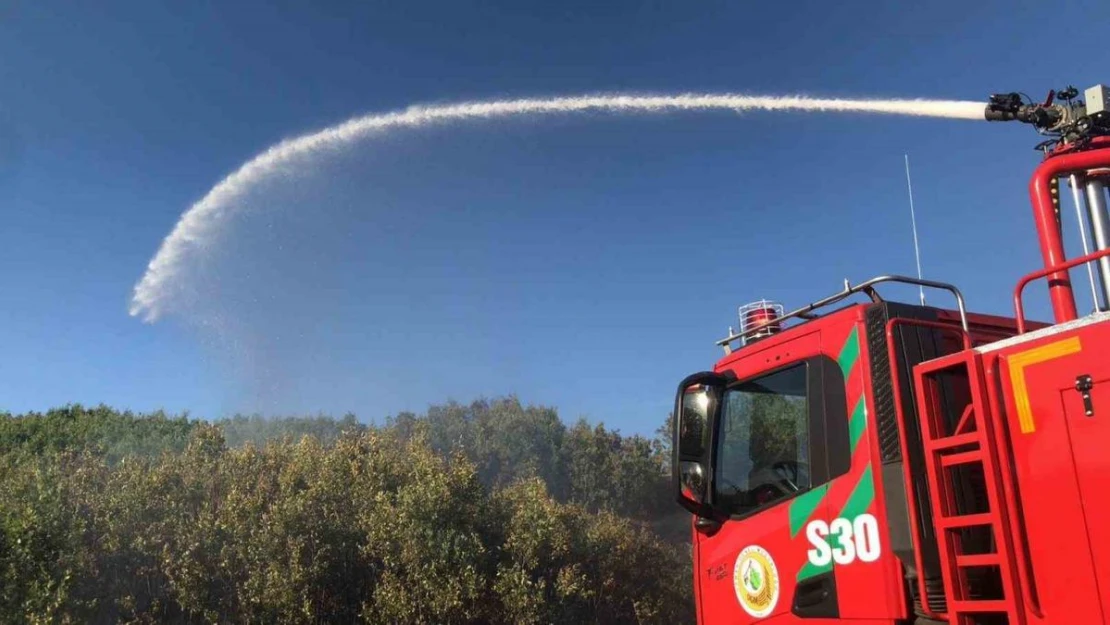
[[913, 351, 1025, 625]]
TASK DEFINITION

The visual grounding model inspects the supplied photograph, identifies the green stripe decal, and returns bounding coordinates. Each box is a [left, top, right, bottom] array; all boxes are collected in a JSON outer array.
[[837, 465, 875, 520], [785, 326, 867, 550], [792, 324, 876, 585], [789, 485, 828, 538], [795, 466, 876, 582], [837, 326, 860, 378], [848, 397, 867, 452]]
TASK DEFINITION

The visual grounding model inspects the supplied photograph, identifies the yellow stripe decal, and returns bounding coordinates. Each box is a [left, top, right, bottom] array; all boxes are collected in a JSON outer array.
[[1008, 336, 1082, 434]]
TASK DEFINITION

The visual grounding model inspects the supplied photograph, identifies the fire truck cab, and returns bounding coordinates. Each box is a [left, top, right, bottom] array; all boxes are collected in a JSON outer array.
[[671, 85, 1110, 625]]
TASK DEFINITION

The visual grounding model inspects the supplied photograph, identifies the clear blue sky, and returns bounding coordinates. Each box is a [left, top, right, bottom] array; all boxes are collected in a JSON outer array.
[[2, 0, 1108, 435]]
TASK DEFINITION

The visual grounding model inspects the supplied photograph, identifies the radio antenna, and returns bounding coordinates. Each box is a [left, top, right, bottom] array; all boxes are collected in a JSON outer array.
[[904, 154, 926, 306]]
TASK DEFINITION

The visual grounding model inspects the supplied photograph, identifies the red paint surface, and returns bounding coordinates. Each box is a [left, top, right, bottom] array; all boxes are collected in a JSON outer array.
[[834, 331, 906, 622], [989, 320, 1110, 624]]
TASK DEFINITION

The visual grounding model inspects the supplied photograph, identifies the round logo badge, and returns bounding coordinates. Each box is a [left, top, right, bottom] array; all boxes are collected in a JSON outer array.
[[733, 545, 779, 618]]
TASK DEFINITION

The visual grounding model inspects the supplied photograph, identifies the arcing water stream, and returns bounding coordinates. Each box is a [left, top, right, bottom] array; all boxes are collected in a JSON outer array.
[[130, 91, 985, 322]]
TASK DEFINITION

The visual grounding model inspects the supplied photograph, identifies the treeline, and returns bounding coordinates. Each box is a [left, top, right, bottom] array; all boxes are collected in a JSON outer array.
[[0, 399, 693, 624]]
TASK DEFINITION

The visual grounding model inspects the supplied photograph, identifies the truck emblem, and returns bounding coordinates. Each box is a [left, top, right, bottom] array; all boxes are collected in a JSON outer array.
[[733, 545, 779, 618]]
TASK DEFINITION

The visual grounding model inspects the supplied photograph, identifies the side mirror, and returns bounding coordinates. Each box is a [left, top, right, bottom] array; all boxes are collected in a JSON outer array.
[[672, 371, 728, 518]]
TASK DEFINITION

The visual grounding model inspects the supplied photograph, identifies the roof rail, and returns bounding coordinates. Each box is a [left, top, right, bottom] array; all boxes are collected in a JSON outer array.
[[716, 275, 969, 354]]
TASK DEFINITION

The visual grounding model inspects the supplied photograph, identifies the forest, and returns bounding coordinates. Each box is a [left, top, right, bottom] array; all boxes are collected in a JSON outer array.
[[0, 398, 694, 624]]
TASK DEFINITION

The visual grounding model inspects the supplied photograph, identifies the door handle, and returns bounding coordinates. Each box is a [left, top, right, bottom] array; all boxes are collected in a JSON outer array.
[[1076, 374, 1095, 417]]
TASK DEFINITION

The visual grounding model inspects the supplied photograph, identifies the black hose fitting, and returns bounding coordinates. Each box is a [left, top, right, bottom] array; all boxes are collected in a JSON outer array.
[[984, 92, 1064, 129], [985, 92, 1023, 121]]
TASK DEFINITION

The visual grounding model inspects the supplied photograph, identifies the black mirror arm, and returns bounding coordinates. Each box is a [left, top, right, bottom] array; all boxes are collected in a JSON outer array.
[[675, 493, 717, 519], [695, 516, 722, 536]]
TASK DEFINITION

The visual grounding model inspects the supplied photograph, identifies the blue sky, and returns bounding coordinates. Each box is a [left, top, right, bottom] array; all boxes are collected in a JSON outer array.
[[2, 0, 1108, 435]]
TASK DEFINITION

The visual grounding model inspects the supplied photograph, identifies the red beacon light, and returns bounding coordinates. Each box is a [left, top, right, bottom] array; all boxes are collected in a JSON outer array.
[[738, 300, 785, 345]]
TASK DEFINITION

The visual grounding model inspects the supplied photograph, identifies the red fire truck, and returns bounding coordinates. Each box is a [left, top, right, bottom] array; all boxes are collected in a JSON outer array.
[[670, 85, 1110, 624]]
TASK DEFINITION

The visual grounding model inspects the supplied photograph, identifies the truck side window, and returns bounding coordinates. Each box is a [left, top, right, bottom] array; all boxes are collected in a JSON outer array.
[[713, 362, 811, 516]]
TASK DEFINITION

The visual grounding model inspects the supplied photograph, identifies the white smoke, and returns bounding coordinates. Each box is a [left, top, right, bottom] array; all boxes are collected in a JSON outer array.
[[130, 91, 984, 321]]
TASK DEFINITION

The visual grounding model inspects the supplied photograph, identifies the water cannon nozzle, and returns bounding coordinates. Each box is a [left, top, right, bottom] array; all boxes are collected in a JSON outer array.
[[985, 92, 1024, 121]]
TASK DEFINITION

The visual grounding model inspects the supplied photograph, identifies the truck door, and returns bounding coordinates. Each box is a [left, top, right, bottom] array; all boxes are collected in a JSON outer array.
[[695, 331, 852, 623], [998, 325, 1110, 623], [1058, 367, 1110, 620]]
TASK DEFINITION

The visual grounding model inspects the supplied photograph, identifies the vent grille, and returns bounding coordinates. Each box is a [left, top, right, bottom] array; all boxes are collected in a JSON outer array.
[[865, 305, 903, 463]]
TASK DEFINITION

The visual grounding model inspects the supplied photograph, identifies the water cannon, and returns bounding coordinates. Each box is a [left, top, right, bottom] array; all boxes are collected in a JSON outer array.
[[986, 84, 1110, 149], [984, 92, 1065, 128]]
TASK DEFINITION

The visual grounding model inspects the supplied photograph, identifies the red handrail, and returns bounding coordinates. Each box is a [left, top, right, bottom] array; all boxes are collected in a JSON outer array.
[[1028, 138, 1110, 324], [1013, 246, 1110, 333], [884, 317, 970, 621]]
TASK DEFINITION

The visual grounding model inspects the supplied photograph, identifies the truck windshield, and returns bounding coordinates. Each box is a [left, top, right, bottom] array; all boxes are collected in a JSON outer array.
[[713, 363, 810, 515]]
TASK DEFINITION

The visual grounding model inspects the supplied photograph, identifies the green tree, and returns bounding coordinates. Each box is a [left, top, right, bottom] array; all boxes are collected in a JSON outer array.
[[0, 399, 697, 624]]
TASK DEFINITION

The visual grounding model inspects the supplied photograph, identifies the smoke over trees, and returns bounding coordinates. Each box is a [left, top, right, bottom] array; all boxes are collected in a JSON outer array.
[[0, 399, 694, 624]]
